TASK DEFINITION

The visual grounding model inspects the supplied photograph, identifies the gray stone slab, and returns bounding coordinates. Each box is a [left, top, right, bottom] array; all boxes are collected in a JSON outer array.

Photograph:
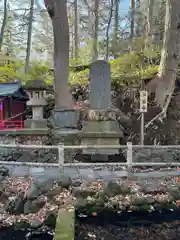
[[113, 170, 128, 178], [78, 168, 96, 180], [2, 164, 180, 182], [134, 170, 180, 179], [95, 168, 114, 179], [64, 167, 79, 179], [11, 166, 30, 176], [89, 60, 111, 109]]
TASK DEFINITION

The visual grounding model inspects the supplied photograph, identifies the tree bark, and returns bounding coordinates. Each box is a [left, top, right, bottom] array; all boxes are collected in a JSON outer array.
[[105, 0, 114, 60], [0, 0, 8, 52], [74, 0, 78, 60], [129, 0, 135, 39], [44, 0, 73, 108], [92, 0, 100, 61], [112, 0, 119, 58], [147, 0, 180, 118], [145, 0, 155, 48], [24, 0, 34, 73]]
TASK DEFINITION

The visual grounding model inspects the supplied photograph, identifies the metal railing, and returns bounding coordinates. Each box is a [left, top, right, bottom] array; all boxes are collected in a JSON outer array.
[[0, 142, 180, 168], [0, 142, 179, 179]]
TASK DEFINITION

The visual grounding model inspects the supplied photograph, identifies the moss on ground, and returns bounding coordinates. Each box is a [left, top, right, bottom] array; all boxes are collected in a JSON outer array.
[[74, 180, 180, 215], [54, 207, 75, 240]]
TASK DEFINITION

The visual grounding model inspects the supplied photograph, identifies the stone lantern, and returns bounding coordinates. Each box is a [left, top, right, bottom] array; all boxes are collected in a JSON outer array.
[[24, 80, 49, 128]]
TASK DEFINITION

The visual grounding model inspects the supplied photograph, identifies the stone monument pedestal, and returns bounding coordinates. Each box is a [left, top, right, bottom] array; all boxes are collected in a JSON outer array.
[[81, 108, 123, 160], [50, 108, 81, 129], [81, 121, 122, 154], [49, 108, 81, 163]]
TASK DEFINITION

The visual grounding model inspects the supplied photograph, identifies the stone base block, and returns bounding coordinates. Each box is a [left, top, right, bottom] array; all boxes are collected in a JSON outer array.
[[75, 153, 126, 162], [50, 108, 80, 129], [51, 129, 81, 163], [81, 137, 120, 155], [82, 121, 121, 133], [24, 119, 47, 129], [81, 120, 122, 155]]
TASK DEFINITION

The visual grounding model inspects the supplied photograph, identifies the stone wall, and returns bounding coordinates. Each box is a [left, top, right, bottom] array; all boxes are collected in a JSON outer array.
[[133, 148, 180, 163], [0, 130, 58, 163]]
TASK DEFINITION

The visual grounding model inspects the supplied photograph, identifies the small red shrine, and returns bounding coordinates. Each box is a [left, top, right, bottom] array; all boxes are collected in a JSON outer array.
[[0, 82, 29, 129]]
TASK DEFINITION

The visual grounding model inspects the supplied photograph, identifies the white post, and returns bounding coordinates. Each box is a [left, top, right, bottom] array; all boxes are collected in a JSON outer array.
[[140, 113, 145, 145], [58, 144, 64, 179], [139, 91, 148, 145], [127, 142, 133, 179]]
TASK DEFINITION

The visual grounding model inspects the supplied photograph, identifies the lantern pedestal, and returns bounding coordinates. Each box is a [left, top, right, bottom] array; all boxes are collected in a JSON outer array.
[[24, 80, 49, 129], [24, 119, 47, 128]]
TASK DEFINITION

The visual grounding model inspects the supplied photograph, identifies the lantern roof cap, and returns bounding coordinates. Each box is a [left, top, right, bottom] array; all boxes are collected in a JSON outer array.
[[24, 80, 50, 91]]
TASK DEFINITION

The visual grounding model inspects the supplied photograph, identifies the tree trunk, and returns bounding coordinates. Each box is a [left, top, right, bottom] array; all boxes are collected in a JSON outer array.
[[0, 0, 8, 52], [112, 0, 119, 58], [45, 0, 73, 108], [87, 8, 93, 39], [105, 0, 114, 60], [24, 0, 34, 73], [145, 0, 155, 48], [92, 0, 100, 61], [135, 0, 147, 38], [129, 0, 134, 39], [74, 0, 78, 60], [147, 0, 180, 118]]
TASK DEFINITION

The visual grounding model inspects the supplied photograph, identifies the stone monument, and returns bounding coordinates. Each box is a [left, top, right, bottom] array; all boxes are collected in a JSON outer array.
[[81, 60, 123, 159], [49, 91, 81, 163], [24, 80, 50, 129]]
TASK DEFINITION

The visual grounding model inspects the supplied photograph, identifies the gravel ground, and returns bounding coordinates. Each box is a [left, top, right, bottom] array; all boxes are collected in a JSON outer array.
[[75, 221, 180, 240], [74, 172, 180, 240], [0, 168, 179, 226], [0, 165, 180, 240], [0, 175, 73, 227]]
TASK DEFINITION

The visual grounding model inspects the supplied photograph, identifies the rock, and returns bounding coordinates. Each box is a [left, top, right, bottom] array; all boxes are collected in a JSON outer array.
[[103, 181, 131, 197], [26, 179, 54, 200], [58, 175, 72, 189], [38, 154, 51, 163], [168, 186, 180, 200], [0, 191, 10, 203], [151, 157, 162, 162], [0, 175, 5, 182], [163, 150, 175, 162], [6, 192, 25, 214], [6, 156, 14, 161], [23, 200, 31, 214], [17, 151, 34, 162], [24, 199, 46, 214], [44, 211, 57, 228], [29, 220, 42, 229], [0, 166, 9, 177], [2, 151, 11, 157], [72, 180, 82, 187], [134, 149, 180, 163], [38, 150, 46, 158], [72, 187, 96, 198], [151, 149, 172, 162], [133, 149, 151, 162], [25, 182, 39, 200], [14, 220, 30, 230], [140, 183, 167, 194], [45, 186, 62, 200]]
